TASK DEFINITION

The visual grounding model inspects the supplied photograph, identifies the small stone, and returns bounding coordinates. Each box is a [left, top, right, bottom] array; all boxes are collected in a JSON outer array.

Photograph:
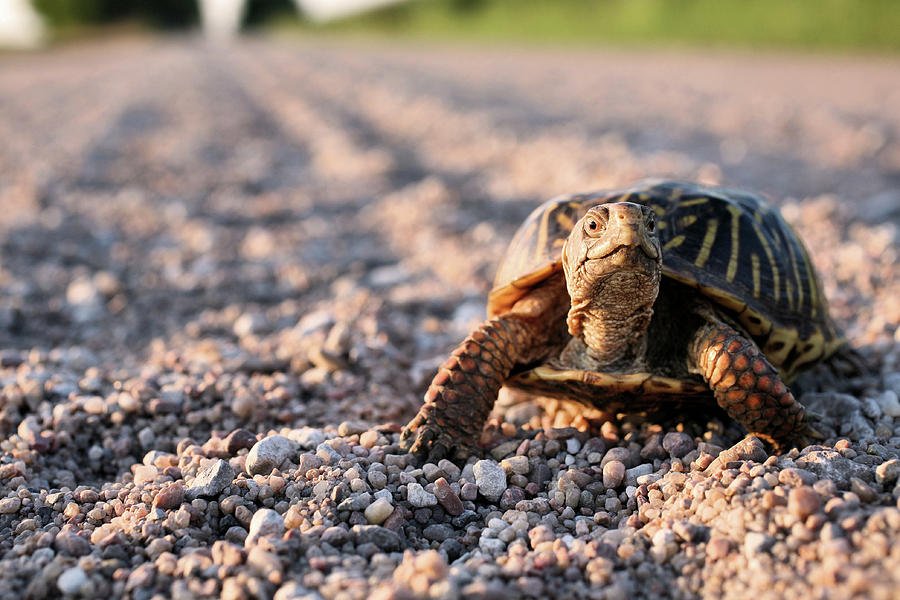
[[473, 459, 507, 502], [479, 537, 506, 554], [437, 459, 461, 481], [422, 463, 446, 482], [706, 537, 732, 560], [407, 482, 438, 507], [338, 421, 367, 436], [500, 456, 530, 475], [364, 498, 394, 524], [57, 567, 88, 596], [245, 508, 285, 547], [367, 470, 387, 489], [54, 526, 91, 557], [601, 447, 635, 469], [225, 429, 258, 454], [247, 546, 283, 583], [714, 436, 767, 468], [187, 459, 234, 500], [297, 453, 325, 474], [874, 390, 900, 417], [133, 465, 158, 486], [337, 492, 372, 511], [320, 526, 350, 546], [778, 468, 818, 487], [662, 433, 694, 458], [351, 525, 400, 551], [433, 477, 463, 516], [246, 435, 300, 476], [211, 540, 245, 567], [153, 482, 185, 510], [788, 486, 822, 520], [625, 463, 653, 484], [876, 459, 900, 486], [460, 482, 478, 501], [423, 524, 453, 542], [500, 486, 526, 510], [603, 461, 625, 488], [743, 532, 774, 557], [531, 463, 551, 489], [291, 428, 326, 449], [0, 497, 21, 514], [849, 477, 878, 503]]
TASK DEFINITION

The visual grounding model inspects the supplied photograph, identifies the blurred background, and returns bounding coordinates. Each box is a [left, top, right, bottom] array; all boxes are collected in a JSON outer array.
[[2, 0, 899, 50]]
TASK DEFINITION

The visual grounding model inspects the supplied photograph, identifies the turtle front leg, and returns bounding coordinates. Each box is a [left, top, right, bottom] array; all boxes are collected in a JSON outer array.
[[401, 316, 531, 462], [688, 320, 815, 452]]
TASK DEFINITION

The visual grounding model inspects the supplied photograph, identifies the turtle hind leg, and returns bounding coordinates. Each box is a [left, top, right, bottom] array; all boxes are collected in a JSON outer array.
[[688, 320, 817, 452], [400, 316, 532, 463]]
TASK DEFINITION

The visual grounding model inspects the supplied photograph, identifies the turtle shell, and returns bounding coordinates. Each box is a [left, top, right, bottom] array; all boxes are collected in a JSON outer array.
[[488, 180, 843, 383]]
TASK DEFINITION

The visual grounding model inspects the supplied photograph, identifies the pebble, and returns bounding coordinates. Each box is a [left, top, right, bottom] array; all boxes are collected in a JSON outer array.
[[602, 447, 635, 469], [246, 435, 300, 476], [351, 525, 400, 551], [364, 498, 394, 524], [706, 537, 732, 560], [849, 477, 878, 503], [0, 497, 21, 514], [407, 482, 438, 507], [625, 463, 653, 484], [57, 566, 89, 596], [662, 432, 694, 458], [186, 459, 235, 500], [245, 508, 285, 547], [744, 532, 775, 557], [321, 526, 350, 546], [473, 459, 507, 502], [501, 455, 530, 475], [153, 482, 185, 510], [433, 477, 464, 516], [788, 486, 822, 520], [876, 459, 900, 485]]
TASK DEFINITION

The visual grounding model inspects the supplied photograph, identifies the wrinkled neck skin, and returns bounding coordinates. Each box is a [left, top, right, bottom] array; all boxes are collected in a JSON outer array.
[[562, 270, 660, 373]]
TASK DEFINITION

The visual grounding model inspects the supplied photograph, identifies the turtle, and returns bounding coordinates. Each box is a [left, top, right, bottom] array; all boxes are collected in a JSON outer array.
[[400, 180, 849, 461]]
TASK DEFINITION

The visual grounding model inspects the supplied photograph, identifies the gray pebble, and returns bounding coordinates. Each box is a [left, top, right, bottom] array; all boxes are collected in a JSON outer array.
[[407, 482, 438, 507], [473, 459, 507, 502], [186, 459, 235, 500], [662, 432, 694, 458], [351, 525, 400, 551]]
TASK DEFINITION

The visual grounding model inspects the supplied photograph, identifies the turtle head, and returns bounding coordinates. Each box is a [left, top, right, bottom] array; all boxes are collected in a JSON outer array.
[[562, 202, 662, 345]]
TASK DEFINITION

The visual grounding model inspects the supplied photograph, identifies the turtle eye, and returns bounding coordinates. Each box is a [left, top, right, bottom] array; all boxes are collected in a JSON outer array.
[[584, 216, 605, 236], [646, 217, 656, 233]]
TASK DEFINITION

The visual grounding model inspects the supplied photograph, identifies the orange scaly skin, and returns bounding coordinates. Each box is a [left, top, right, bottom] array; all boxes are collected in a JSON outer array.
[[689, 321, 812, 451], [400, 316, 533, 462]]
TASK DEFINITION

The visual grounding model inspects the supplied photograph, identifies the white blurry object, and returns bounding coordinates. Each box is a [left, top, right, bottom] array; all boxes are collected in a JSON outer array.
[[0, 0, 45, 49], [199, 0, 247, 41], [294, 0, 410, 23]]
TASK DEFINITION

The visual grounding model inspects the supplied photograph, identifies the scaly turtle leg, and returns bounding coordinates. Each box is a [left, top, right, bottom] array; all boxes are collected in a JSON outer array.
[[689, 320, 818, 452], [400, 316, 536, 462]]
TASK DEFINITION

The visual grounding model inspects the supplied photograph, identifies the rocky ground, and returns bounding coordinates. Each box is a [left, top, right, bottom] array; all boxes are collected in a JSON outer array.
[[1, 37, 899, 599]]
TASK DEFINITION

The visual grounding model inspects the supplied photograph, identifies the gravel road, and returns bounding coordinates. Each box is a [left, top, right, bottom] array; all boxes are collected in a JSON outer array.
[[1, 37, 899, 599]]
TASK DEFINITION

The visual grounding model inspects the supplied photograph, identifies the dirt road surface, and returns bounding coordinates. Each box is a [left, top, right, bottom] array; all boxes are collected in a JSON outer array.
[[1, 38, 899, 599]]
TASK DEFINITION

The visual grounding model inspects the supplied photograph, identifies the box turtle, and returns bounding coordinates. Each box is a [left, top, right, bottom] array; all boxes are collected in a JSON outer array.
[[400, 180, 848, 461]]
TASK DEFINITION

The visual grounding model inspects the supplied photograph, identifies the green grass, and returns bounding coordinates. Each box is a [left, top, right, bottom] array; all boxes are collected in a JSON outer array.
[[280, 0, 900, 53]]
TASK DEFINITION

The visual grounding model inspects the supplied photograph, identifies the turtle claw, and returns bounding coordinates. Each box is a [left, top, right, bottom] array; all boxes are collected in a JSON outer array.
[[400, 409, 480, 464]]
